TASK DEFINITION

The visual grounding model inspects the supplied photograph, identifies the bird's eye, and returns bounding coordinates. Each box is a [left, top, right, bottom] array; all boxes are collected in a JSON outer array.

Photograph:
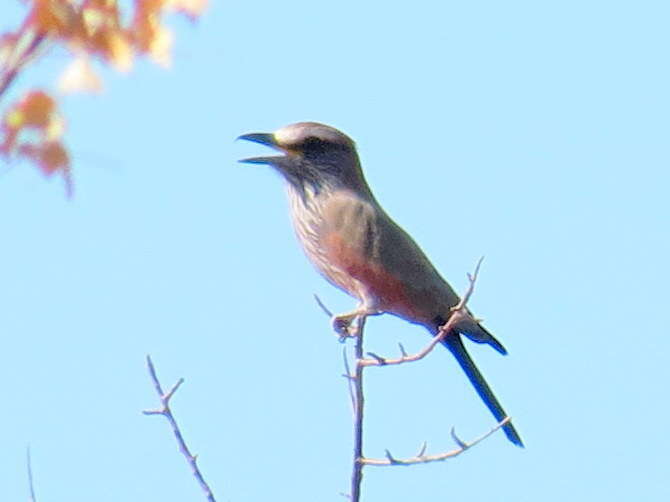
[[303, 136, 324, 148], [301, 136, 329, 155]]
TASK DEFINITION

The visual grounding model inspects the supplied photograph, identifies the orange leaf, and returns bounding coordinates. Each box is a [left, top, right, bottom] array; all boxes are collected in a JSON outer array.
[[40, 141, 70, 176], [20, 90, 56, 128], [31, 0, 79, 38]]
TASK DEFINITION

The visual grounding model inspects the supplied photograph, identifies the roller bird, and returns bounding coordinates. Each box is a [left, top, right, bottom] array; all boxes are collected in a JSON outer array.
[[239, 122, 522, 447]]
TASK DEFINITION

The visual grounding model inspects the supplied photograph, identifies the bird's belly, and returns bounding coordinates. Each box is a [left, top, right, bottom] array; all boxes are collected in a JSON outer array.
[[321, 230, 430, 323]]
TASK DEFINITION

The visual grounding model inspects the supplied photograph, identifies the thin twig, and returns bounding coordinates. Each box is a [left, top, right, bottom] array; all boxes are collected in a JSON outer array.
[[313, 293, 333, 317], [361, 418, 511, 466], [460, 256, 484, 309], [26, 446, 36, 502], [143, 355, 217, 502], [0, 29, 47, 100], [358, 317, 454, 367]]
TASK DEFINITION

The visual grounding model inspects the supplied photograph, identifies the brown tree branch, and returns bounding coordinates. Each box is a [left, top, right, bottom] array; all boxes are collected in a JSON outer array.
[[143, 355, 217, 502]]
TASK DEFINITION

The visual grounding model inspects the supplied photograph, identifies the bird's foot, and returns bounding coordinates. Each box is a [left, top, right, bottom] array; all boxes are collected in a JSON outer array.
[[332, 307, 381, 340], [332, 314, 357, 339]]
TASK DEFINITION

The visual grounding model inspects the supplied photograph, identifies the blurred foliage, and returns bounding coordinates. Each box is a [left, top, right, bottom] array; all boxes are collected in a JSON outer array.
[[0, 0, 207, 196]]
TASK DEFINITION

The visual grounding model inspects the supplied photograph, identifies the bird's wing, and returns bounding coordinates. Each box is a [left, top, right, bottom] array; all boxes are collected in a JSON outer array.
[[319, 191, 459, 326]]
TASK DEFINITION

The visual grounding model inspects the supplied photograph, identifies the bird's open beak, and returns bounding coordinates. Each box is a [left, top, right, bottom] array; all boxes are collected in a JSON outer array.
[[238, 132, 285, 165], [238, 132, 277, 147]]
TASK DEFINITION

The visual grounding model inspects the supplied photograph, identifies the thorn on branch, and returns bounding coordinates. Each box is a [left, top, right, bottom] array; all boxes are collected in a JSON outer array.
[[450, 427, 468, 450], [365, 352, 387, 365]]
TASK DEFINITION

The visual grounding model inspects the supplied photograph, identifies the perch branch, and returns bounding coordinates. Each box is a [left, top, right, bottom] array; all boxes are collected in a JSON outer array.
[[350, 316, 366, 502]]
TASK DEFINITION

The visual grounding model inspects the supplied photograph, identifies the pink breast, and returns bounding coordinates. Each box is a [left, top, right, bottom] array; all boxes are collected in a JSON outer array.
[[322, 232, 422, 321]]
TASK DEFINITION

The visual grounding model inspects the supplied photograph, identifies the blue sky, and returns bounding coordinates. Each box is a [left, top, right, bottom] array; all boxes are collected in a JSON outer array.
[[1, 1, 669, 500]]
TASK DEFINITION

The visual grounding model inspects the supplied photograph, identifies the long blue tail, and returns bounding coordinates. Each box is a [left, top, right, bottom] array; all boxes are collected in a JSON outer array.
[[442, 334, 524, 447]]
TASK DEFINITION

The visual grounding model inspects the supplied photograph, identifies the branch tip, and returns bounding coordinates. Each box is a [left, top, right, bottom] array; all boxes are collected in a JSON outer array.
[[313, 294, 333, 317], [164, 377, 184, 401], [144, 356, 217, 502]]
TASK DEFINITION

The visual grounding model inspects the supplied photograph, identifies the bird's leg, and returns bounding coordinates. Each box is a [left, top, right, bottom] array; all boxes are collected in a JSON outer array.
[[332, 304, 381, 339]]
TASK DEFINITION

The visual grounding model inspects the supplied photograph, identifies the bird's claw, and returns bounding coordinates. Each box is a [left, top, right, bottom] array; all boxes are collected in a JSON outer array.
[[332, 315, 357, 340], [332, 307, 382, 340]]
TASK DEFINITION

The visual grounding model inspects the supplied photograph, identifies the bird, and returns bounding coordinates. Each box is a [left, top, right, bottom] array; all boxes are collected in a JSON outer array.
[[238, 122, 523, 447]]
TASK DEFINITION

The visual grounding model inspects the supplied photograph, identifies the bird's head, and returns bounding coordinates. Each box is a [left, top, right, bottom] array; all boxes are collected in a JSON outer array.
[[238, 122, 369, 195]]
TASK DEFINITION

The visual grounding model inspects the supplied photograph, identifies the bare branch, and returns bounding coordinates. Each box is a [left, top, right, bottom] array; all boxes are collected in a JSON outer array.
[[350, 316, 366, 502], [361, 418, 511, 466], [357, 318, 452, 367], [143, 356, 217, 502], [26, 446, 36, 502]]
